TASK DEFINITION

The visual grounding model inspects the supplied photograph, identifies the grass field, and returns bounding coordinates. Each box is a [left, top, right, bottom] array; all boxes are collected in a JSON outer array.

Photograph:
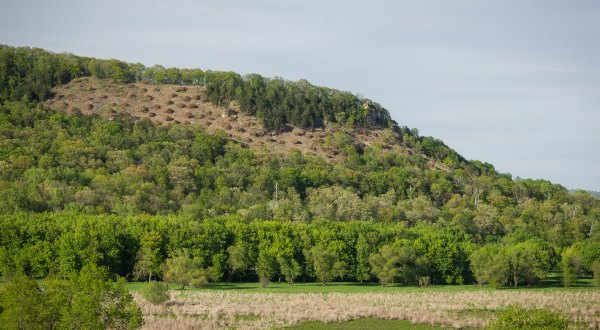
[[3, 274, 598, 328], [133, 282, 600, 329]]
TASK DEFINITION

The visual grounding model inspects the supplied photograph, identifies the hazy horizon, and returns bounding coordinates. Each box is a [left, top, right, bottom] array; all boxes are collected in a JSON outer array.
[[1, 0, 599, 191]]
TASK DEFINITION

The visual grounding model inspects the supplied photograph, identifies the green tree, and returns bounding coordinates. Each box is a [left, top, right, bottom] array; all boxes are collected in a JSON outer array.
[[306, 245, 347, 285], [256, 248, 277, 288], [163, 250, 208, 289], [0, 273, 47, 330], [469, 244, 509, 288], [133, 231, 163, 282], [61, 264, 142, 330], [277, 255, 302, 285], [369, 244, 429, 286], [369, 244, 401, 286], [355, 234, 371, 282], [506, 241, 551, 287], [0, 265, 142, 330], [561, 247, 582, 287], [227, 243, 250, 282]]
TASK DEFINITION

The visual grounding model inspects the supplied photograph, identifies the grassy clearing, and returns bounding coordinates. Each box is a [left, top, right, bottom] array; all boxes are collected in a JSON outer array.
[[285, 318, 447, 329]]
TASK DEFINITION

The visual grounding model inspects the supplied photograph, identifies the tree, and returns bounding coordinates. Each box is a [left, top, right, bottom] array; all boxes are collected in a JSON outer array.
[[0, 273, 47, 330], [269, 187, 308, 221], [0, 265, 142, 330], [355, 234, 371, 282], [561, 247, 582, 287], [255, 248, 277, 288], [306, 246, 346, 285], [163, 250, 208, 289], [133, 231, 163, 282], [369, 244, 401, 286], [469, 244, 509, 288], [227, 243, 250, 282], [60, 264, 142, 330], [277, 255, 302, 285], [369, 244, 429, 286], [307, 186, 367, 221], [506, 242, 551, 287], [473, 204, 501, 237]]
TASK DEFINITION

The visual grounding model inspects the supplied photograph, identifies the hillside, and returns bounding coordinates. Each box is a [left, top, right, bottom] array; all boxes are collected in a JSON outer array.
[[1, 44, 599, 293], [44, 77, 409, 162]]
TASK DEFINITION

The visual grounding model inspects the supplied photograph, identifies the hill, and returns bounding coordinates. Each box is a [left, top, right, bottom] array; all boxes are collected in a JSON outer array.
[[0, 44, 599, 290]]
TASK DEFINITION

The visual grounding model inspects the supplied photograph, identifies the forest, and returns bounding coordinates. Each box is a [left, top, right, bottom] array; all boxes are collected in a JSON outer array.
[[1, 44, 600, 328]]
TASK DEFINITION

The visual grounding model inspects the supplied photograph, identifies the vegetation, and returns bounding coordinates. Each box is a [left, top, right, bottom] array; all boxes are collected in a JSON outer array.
[[0, 48, 599, 289], [0, 44, 392, 132], [163, 250, 209, 289], [490, 305, 569, 329], [1, 44, 600, 328], [133, 288, 598, 329], [287, 318, 446, 329], [140, 281, 170, 305], [0, 265, 142, 329]]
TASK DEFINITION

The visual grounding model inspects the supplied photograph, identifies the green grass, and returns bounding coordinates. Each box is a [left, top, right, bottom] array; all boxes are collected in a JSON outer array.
[[283, 318, 447, 329], [125, 275, 597, 294], [126, 281, 492, 293], [4, 272, 596, 293]]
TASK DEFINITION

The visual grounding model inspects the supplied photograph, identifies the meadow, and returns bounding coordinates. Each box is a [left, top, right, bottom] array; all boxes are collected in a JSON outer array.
[[2, 273, 599, 329], [130, 278, 600, 329]]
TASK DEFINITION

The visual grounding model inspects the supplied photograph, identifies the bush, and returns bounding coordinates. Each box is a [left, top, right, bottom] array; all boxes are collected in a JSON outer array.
[[0, 267, 142, 330], [491, 305, 569, 329], [593, 260, 600, 288], [141, 281, 169, 305]]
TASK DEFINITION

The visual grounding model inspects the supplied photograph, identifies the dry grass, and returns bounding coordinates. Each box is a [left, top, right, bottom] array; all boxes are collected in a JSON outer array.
[[135, 290, 600, 329]]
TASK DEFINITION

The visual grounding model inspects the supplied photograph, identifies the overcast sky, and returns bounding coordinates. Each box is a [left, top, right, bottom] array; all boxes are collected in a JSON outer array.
[[1, 0, 599, 191]]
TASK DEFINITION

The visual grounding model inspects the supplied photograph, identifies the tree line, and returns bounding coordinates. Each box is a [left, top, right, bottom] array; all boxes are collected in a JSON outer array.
[[2, 212, 581, 288]]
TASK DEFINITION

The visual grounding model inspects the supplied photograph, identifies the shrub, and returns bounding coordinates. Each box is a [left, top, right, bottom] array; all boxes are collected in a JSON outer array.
[[141, 281, 169, 305], [593, 260, 600, 288], [419, 276, 431, 287], [0, 267, 142, 330], [491, 305, 569, 329]]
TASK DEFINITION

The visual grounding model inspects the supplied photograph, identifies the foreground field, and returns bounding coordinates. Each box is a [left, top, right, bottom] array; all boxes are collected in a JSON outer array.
[[134, 287, 600, 329]]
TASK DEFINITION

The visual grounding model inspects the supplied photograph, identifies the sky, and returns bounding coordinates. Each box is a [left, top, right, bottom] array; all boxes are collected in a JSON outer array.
[[1, 0, 599, 191]]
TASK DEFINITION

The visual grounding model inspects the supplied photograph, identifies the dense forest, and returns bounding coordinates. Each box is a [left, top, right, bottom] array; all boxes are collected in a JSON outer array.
[[0, 45, 599, 290]]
